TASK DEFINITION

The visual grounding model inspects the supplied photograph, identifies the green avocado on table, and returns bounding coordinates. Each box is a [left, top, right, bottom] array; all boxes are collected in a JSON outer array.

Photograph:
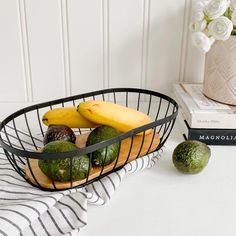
[[172, 140, 211, 174], [86, 126, 120, 166], [38, 140, 91, 182]]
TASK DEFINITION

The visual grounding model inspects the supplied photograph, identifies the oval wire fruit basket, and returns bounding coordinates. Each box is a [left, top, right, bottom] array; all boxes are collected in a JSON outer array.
[[0, 88, 178, 191]]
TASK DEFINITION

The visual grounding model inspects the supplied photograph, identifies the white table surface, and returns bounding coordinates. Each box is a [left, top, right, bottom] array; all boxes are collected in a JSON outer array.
[[79, 120, 236, 236]]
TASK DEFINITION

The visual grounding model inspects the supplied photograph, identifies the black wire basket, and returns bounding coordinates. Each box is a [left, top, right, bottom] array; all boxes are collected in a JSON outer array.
[[0, 88, 178, 191]]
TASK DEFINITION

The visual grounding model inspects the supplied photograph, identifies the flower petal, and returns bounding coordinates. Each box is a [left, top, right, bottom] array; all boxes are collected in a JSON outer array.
[[192, 32, 214, 53], [208, 16, 233, 40], [204, 0, 230, 19]]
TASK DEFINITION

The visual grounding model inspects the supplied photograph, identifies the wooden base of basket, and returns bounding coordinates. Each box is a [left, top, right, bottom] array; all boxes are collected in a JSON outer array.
[[25, 132, 160, 190]]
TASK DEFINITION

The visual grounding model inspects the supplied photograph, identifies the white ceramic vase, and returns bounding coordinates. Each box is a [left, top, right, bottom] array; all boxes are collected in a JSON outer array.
[[203, 36, 236, 106]]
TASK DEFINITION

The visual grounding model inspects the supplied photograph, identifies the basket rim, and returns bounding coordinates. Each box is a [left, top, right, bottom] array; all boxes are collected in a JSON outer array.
[[0, 87, 178, 159]]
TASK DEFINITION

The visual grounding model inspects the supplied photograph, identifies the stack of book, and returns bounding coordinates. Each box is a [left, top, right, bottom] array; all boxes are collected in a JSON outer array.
[[173, 83, 236, 145]]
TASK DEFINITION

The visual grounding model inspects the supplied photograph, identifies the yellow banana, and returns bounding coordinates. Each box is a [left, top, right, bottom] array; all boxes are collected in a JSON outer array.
[[77, 100, 152, 135], [42, 107, 98, 128]]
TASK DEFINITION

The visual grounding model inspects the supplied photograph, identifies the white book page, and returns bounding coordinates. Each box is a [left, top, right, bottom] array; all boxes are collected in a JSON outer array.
[[182, 84, 231, 110], [173, 84, 221, 114]]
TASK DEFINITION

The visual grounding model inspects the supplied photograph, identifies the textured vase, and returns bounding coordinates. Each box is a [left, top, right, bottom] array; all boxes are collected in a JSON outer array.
[[203, 36, 236, 106]]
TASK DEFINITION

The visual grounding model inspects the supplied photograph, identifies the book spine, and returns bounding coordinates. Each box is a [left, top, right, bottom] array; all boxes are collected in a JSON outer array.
[[173, 85, 236, 129], [187, 127, 236, 145], [177, 112, 236, 145]]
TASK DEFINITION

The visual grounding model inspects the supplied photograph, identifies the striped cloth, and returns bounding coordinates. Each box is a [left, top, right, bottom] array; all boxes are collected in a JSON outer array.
[[0, 149, 162, 236]]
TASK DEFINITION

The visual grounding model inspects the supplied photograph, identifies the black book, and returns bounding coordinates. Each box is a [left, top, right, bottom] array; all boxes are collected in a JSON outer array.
[[180, 119, 236, 146]]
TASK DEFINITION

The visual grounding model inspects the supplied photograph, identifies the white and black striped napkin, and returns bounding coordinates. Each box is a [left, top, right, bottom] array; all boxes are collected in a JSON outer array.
[[0, 149, 162, 236]]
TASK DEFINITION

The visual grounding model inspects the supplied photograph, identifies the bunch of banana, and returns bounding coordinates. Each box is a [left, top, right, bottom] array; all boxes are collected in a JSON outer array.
[[42, 101, 152, 135]]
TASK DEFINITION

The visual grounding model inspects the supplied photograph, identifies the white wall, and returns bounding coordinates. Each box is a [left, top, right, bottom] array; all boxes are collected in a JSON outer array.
[[0, 0, 204, 119]]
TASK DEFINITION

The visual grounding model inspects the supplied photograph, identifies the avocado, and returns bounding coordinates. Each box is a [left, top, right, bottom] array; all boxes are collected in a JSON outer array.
[[86, 126, 120, 166], [172, 140, 211, 174], [43, 124, 76, 145], [38, 140, 91, 182]]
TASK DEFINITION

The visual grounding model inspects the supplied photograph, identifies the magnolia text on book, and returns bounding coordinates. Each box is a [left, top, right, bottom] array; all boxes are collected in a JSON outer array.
[[198, 135, 236, 141]]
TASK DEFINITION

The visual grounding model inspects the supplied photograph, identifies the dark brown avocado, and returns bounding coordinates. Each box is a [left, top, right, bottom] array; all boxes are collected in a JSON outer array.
[[43, 124, 76, 145]]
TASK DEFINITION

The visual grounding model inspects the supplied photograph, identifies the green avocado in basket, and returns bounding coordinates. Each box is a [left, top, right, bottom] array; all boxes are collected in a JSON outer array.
[[86, 126, 120, 166], [38, 140, 91, 182]]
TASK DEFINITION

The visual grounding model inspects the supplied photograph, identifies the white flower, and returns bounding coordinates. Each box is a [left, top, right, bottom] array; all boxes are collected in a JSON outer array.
[[208, 16, 233, 40], [195, 19, 208, 31], [190, 0, 234, 53], [192, 32, 215, 53], [193, 10, 205, 22], [231, 10, 236, 25], [204, 0, 230, 19]]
